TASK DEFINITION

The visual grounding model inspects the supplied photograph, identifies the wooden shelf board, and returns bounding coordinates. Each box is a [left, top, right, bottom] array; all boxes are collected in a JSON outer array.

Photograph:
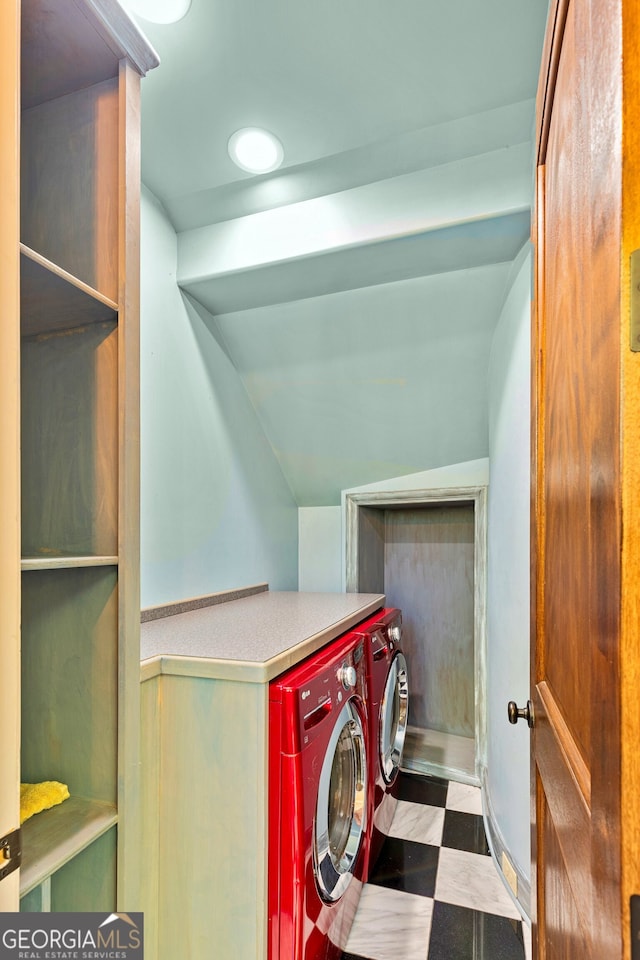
[[20, 244, 118, 336], [21, 556, 118, 571], [20, 796, 118, 896]]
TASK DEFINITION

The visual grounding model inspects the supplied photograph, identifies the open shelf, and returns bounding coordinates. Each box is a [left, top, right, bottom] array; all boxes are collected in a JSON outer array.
[[20, 797, 118, 897], [21, 77, 120, 301], [21, 555, 118, 571], [21, 566, 119, 811], [21, 318, 119, 558], [20, 244, 118, 337], [21, 0, 158, 111]]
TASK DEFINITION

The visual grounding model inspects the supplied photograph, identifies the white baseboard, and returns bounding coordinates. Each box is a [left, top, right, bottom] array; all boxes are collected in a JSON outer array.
[[480, 766, 531, 923]]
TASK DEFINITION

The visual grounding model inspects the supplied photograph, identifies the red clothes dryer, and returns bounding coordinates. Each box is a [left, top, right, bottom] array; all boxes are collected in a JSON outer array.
[[268, 627, 370, 960], [358, 607, 409, 874]]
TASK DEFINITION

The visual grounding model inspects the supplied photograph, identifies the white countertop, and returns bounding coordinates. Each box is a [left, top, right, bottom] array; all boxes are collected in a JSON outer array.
[[140, 590, 385, 684]]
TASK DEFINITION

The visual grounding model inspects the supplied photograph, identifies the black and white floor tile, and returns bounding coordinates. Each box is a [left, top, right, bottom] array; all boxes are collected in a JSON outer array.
[[342, 773, 533, 960]]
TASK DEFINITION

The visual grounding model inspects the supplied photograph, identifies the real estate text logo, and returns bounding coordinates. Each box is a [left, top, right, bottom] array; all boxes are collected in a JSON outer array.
[[0, 912, 143, 960]]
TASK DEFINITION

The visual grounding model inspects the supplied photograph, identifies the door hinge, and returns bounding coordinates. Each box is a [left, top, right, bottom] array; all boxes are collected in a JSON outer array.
[[630, 250, 640, 351], [0, 828, 21, 882]]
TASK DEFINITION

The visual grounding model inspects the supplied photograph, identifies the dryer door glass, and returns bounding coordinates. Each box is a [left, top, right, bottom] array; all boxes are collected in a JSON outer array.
[[314, 698, 367, 902], [380, 651, 409, 783], [328, 724, 356, 865]]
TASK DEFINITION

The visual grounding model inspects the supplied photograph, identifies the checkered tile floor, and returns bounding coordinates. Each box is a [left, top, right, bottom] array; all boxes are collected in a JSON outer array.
[[342, 772, 532, 960]]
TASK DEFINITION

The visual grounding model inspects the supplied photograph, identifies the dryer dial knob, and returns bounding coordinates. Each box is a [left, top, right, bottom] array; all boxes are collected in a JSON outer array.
[[338, 664, 357, 690], [389, 624, 401, 644]]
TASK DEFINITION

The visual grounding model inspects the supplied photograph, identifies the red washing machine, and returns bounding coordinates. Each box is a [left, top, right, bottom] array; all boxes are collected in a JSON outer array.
[[268, 627, 370, 960], [357, 607, 409, 875]]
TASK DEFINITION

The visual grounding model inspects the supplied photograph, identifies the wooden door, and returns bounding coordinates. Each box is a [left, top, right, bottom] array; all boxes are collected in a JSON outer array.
[[0, 0, 22, 911], [532, 0, 640, 956]]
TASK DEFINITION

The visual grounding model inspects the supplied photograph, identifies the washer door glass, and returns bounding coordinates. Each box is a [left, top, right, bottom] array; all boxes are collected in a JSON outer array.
[[314, 698, 367, 903], [379, 651, 409, 783]]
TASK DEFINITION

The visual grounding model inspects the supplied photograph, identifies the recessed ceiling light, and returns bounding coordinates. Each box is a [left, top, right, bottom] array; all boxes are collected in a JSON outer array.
[[228, 128, 284, 175], [121, 0, 191, 24]]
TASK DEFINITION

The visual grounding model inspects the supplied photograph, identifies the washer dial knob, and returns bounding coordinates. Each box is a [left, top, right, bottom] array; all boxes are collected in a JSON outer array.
[[389, 624, 401, 644], [338, 663, 357, 690]]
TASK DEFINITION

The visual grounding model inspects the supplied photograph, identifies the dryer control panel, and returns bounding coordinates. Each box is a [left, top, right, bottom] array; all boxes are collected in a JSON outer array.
[[271, 634, 367, 753]]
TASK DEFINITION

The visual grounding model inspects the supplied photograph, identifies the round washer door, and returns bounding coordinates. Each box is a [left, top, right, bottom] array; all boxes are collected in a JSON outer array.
[[314, 698, 367, 903], [379, 651, 409, 783]]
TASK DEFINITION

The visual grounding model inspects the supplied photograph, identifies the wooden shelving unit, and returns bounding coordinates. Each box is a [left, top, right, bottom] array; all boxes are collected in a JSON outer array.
[[0, 0, 159, 914]]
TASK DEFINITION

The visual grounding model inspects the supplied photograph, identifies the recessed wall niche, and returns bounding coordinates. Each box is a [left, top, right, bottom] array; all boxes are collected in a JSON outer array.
[[345, 486, 487, 784]]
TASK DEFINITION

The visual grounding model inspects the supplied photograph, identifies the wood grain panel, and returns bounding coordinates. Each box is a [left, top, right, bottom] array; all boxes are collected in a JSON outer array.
[[21, 320, 118, 558], [530, 165, 544, 954], [620, 0, 640, 951], [383, 504, 475, 738], [51, 826, 116, 912], [144, 674, 269, 960], [533, 684, 590, 921], [355, 505, 385, 593], [537, 681, 589, 806], [21, 77, 119, 300], [535, 0, 570, 165], [116, 57, 142, 910], [21, 567, 118, 803], [582, 0, 623, 952], [0, 0, 21, 914], [139, 678, 161, 958], [534, 0, 625, 954], [540, 791, 590, 960], [21, 244, 117, 336], [542, 0, 592, 767]]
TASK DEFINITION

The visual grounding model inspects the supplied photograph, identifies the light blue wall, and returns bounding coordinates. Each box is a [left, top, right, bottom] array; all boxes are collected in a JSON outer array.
[[297, 460, 490, 592], [298, 507, 343, 592], [486, 245, 532, 888], [139, 187, 299, 607], [215, 265, 511, 505]]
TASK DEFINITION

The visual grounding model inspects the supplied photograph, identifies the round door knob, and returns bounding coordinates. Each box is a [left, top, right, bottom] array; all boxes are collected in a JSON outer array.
[[507, 700, 534, 728]]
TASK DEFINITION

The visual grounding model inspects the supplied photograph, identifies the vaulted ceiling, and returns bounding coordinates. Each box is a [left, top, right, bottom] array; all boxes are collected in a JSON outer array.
[[129, 0, 548, 503], [134, 0, 546, 220]]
